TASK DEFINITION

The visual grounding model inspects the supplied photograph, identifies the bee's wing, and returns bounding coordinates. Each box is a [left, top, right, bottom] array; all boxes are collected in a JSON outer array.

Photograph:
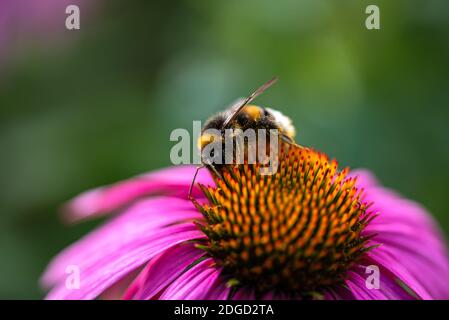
[[225, 98, 246, 113], [223, 77, 278, 128], [222, 98, 246, 124]]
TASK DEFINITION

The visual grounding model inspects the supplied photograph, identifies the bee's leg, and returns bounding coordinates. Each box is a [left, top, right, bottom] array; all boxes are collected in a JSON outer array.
[[188, 165, 204, 199], [205, 159, 224, 181]]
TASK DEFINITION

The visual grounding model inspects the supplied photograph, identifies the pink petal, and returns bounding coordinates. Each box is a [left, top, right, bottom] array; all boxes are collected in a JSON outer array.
[[42, 197, 206, 299], [43, 197, 203, 287], [346, 264, 415, 300], [123, 243, 206, 300], [345, 268, 409, 300], [345, 271, 383, 300], [367, 248, 433, 300], [205, 277, 231, 300], [349, 169, 379, 189], [64, 165, 214, 222], [45, 224, 204, 300], [99, 267, 143, 300], [158, 258, 229, 300], [232, 288, 256, 300], [348, 262, 415, 300], [323, 286, 356, 300], [352, 169, 449, 299]]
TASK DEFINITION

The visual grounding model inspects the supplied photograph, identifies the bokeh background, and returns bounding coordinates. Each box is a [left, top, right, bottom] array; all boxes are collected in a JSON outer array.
[[1, 0, 448, 299]]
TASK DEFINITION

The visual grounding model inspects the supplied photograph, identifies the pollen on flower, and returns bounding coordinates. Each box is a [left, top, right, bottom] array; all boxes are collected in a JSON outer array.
[[193, 143, 376, 297]]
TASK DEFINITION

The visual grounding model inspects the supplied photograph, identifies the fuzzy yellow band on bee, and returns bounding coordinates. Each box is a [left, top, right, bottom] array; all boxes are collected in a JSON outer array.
[[198, 132, 221, 150], [242, 105, 263, 121]]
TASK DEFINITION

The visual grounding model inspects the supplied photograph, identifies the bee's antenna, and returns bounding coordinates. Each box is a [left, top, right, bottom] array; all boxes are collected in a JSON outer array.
[[188, 165, 204, 199], [223, 76, 278, 128], [188, 162, 224, 200]]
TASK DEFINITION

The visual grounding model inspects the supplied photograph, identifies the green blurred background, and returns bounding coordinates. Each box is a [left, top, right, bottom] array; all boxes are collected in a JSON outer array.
[[0, 0, 448, 299]]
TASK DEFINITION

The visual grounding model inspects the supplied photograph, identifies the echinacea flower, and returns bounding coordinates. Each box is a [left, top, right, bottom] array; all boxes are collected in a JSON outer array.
[[41, 144, 449, 300]]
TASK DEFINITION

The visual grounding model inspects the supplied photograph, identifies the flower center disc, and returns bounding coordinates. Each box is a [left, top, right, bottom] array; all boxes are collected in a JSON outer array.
[[195, 143, 374, 297]]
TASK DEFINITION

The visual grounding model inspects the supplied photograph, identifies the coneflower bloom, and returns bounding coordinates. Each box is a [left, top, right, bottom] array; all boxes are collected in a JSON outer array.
[[42, 145, 449, 300]]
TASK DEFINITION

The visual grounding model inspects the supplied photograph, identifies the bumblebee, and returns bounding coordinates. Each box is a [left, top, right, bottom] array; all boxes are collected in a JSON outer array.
[[189, 77, 297, 196]]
